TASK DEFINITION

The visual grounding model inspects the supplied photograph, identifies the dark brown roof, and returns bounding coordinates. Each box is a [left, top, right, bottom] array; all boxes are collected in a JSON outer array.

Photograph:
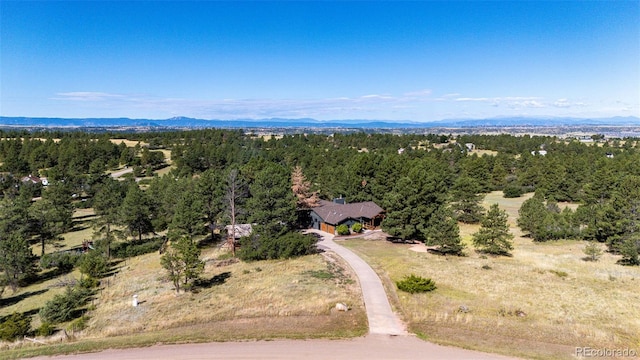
[[312, 200, 384, 225], [21, 175, 42, 184]]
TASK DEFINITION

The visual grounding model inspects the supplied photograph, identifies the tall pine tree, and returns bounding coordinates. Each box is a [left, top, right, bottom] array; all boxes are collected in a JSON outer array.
[[425, 206, 465, 255], [473, 203, 514, 256], [120, 182, 154, 242]]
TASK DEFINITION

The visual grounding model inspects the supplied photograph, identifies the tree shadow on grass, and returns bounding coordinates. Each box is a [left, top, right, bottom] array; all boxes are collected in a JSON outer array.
[[0, 289, 49, 308], [0, 308, 41, 324], [102, 259, 125, 278], [22, 265, 76, 287], [195, 272, 231, 289], [197, 234, 223, 248]]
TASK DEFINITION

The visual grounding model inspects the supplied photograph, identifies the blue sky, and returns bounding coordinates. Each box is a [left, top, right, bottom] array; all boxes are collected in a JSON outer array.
[[1, 1, 639, 121]]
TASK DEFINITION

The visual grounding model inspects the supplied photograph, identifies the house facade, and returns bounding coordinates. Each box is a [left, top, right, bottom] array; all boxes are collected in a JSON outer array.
[[309, 199, 385, 235]]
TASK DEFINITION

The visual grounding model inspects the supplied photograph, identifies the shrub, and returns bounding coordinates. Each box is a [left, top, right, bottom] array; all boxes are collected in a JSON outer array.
[[39, 286, 92, 324], [36, 322, 55, 337], [0, 312, 31, 341], [79, 276, 100, 289], [78, 251, 109, 278], [583, 242, 603, 262], [503, 185, 523, 198], [68, 315, 89, 332], [549, 269, 568, 278], [336, 224, 350, 236], [40, 252, 81, 273], [111, 237, 164, 258], [351, 223, 363, 233], [396, 274, 437, 293], [238, 231, 317, 261]]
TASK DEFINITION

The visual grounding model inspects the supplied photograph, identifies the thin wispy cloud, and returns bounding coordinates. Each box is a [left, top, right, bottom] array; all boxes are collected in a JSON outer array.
[[50, 90, 607, 120], [51, 90, 438, 119], [454, 96, 590, 110], [53, 92, 125, 102]]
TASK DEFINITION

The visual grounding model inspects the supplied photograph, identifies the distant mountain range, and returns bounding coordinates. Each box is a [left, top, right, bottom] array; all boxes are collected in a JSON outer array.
[[0, 116, 638, 129]]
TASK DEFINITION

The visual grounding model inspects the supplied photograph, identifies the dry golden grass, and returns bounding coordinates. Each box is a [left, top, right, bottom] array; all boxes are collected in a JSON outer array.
[[3, 209, 99, 322], [0, 270, 81, 320], [81, 247, 366, 341], [2, 242, 366, 357], [157, 149, 173, 164], [27, 208, 95, 256], [470, 149, 498, 156], [254, 134, 284, 141], [108, 139, 149, 147], [342, 191, 640, 360]]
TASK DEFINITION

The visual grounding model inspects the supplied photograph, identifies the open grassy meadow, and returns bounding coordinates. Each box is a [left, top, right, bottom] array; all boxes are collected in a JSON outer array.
[[341, 192, 640, 360]]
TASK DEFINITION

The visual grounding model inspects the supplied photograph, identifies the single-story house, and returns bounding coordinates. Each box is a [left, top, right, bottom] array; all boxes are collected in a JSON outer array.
[[310, 199, 385, 235], [21, 174, 43, 184]]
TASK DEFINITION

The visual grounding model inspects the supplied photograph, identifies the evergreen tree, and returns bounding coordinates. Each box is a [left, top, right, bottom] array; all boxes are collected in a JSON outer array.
[[583, 242, 603, 262], [120, 183, 154, 242], [29, 200, 61, 257], [517, 192, 546, 238], [461, 154, 491, 192], [609, 175, 640, 264], [0, 196, 36, 292], [247, 163, 297, 237], [618, 237, 640, 266], [161, 236, 204, 293], [491, 161, 509, 190], [168, 179, 204, 241], [382, 177, 426, 241], [40, 181, 74, 235], [382, 160, 450, 242], [92, 178, 126, 258], [425, 206, 465, 255], [197, 169, 225, 241], [450, 176, 485, 224], [473, 204, 514, 256]]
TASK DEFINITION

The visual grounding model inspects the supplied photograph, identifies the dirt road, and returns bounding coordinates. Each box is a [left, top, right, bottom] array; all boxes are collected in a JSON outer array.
[[109, 167, 133, 178]]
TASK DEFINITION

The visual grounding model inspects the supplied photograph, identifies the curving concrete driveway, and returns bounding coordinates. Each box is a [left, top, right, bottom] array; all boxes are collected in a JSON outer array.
[[310, 229, 407, 335]]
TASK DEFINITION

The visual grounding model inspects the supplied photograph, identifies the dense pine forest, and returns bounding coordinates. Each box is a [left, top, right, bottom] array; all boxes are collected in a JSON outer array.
[[1, 129, 639, 298]]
